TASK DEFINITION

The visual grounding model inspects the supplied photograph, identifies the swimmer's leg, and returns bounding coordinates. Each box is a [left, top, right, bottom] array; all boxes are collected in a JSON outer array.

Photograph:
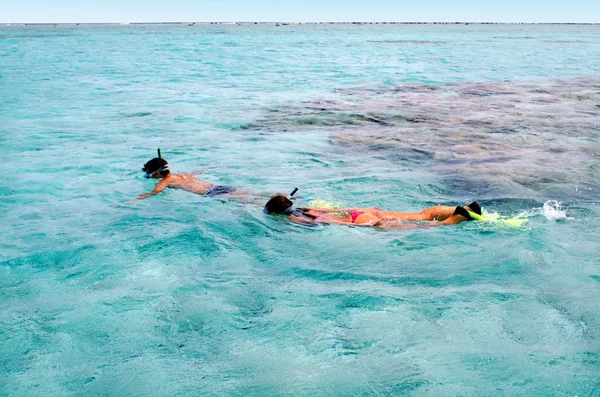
[[380, 206, 475, 228], [382, 206, 456, 221], [382, 202, 481, 222], [224, 189, 249, 196], [219, 189, 273, 205]]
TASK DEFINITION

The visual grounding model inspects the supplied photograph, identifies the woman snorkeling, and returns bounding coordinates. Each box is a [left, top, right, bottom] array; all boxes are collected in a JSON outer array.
[[264, 195, 482, 228]]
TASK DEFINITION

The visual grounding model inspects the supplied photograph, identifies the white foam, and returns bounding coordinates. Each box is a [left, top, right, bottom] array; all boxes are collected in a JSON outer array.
[[543, 200, 567, 221]]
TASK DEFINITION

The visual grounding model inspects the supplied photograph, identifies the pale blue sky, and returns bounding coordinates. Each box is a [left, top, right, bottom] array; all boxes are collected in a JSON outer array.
[[2, 0, 599, 24]]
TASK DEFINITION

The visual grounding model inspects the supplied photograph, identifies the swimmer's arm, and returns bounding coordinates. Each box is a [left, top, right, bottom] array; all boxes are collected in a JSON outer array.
[[289, 216, 365, 226], [226, 194, 266, 205], [136, 179, 169, 200], [288, 214, 338, 225], [121, 180, 170, 205], [288, 214, 314, 224], [304, 208, 342, 213], [189, 170, 205, 176], [288, 215, 356, 225], [310, 207, 377, 213], [295, 208, 348, 215]]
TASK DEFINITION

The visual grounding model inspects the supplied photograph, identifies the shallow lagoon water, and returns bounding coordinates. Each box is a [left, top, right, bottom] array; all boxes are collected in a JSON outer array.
[[1, 24, 600, 396]]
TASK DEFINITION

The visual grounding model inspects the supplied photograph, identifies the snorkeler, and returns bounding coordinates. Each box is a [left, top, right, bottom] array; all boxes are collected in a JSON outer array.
[[263, 193, 481, 228], [130, 149, 249, 202]]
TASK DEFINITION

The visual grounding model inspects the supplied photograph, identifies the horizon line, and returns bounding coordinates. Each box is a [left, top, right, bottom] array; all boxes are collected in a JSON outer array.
[[2, 21, 600, 25]]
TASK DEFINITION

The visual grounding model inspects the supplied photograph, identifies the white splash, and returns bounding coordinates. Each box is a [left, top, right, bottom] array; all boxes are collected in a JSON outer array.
[[543, 200, 567, 221]]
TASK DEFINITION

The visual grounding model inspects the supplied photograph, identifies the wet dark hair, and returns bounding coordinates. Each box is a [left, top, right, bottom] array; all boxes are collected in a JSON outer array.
[[264, 195, 317, 219], [265, 195, 293, 214], [143, 158, 170, 175]]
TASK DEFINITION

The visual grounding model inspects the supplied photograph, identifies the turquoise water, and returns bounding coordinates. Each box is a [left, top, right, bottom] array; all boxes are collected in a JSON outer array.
[[1, 23, 600, 396]]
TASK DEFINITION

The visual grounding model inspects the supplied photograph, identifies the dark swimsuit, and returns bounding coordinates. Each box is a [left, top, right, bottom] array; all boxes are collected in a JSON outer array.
[[206, 185, 236, 196]]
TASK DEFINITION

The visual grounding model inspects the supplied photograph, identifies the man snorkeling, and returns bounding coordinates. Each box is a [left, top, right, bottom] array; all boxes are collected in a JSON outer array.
[[130, 149, 248, 202], [264, 192, 482, 228]]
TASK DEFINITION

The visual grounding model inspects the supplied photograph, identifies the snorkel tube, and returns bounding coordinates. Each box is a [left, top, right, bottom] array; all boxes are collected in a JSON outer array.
[[289, 186, 299, 198]]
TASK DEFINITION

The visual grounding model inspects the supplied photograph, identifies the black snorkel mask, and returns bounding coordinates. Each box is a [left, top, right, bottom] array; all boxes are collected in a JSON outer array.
[[143, 165, 169, 179]]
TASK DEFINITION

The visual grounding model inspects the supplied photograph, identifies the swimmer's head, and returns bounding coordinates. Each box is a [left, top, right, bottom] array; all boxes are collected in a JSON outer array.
[[264, 195, 293, 214], [142, 157, 170, 178]]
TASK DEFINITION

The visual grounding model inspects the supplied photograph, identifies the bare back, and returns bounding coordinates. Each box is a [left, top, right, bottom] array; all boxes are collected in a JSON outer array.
[[162, 174, 214, 195]]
